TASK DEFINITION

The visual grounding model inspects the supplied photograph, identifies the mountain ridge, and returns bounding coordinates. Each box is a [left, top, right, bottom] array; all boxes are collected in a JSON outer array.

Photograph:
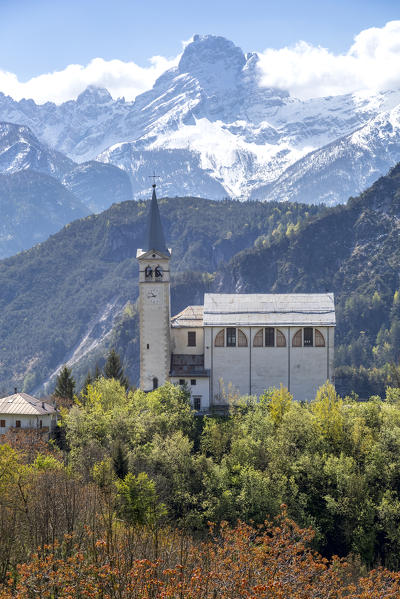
[[1, 34, 400, 203]]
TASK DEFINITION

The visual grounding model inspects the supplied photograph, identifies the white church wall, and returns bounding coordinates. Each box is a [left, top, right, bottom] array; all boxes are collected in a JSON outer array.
[[210, 327, 251, 402], [289, 326, 335, 401], [204, 325, 335, 404], [171, 327, 204, 355], [251, 347, 289, 396], [212, 347, 251, 401], [169, 378, 210, 411]]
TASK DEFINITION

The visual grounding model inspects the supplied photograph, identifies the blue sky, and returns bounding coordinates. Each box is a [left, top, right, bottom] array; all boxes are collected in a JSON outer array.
[[1, 0, 399, 78]]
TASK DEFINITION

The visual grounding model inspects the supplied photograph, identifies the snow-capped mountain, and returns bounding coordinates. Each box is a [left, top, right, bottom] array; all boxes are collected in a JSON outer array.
[[0, 122, 134, 257], [0, 122, 74, 179], [0, 122, 133, 213], [1, 34, 400, 202], [250, 104, 400, 205]]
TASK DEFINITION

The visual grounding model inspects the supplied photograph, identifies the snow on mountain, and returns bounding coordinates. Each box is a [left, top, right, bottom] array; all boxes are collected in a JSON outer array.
[[0, 122, 75, 178], [251, 104, 400, 205], [97, 144, 227, 199], [1, 34, 400, 202]]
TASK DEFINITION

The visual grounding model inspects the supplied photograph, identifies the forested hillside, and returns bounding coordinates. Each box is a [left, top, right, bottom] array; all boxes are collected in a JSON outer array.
[[0, 197, 319, 394]]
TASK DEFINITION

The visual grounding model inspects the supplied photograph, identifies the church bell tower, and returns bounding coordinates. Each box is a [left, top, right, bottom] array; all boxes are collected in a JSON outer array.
[[136, 184, 171, 391]]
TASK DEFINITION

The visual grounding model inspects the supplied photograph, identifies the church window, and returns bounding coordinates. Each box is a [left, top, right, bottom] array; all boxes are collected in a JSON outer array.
[[215, 329, 225, 347], [292, 330, 302, 347], [238, 329, 248, 347], [315, 329, 325, 347], [304, 327, 313, 346], [191, 379, 196, 385], [276, 329, 287, 347], [265, 327, 275, 347], [227, 328, 236, 347], [193, 396, 201, 410], [188, 331, 196, 346], [253, 329, 263, 347], [145, 265, 153, 278], [153, 377, 158, 390]]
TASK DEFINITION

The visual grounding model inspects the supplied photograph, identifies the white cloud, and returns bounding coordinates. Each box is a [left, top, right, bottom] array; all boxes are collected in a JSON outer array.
[[0, 54, 180, 105], [2, 22, 400, 105], [257, 20, 400, 99]]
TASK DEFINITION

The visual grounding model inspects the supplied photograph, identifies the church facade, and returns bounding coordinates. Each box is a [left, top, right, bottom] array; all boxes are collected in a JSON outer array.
[[137, 186, 335, 409]]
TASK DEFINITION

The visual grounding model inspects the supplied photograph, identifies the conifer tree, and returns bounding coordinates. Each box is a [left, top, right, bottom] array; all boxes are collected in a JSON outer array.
[[53, 365, 75, 402], [112, 440, 128, 479], [104, 348, 129, 389]]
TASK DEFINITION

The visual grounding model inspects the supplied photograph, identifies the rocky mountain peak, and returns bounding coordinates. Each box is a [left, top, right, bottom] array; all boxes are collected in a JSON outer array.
[[76, 85, 113, 105], [178, 34, 246, 87]]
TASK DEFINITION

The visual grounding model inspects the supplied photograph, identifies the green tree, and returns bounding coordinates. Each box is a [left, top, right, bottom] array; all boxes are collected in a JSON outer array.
[[53, 364, 75, 402], [116, 472, 165, 526], [104, 348, 129, 389]]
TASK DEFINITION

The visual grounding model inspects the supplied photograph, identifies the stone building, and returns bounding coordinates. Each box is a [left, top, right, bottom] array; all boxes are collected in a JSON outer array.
[[137, 185, 335, 410]]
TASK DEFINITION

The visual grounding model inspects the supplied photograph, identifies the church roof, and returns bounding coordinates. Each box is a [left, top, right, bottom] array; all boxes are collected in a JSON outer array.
[[203, 293, 335, 327], [171, 305, 204, 328], [0, 392, 56, 415], [145, 185, 170, 256]]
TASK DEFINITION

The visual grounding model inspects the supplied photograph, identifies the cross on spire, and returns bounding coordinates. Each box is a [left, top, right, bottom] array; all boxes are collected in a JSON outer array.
[[149, 171, 161, 188], [145, 175, 170, 256]]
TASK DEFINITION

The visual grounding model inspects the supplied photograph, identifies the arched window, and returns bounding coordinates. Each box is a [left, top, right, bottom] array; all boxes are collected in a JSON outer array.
[[152, 377, 158, 390], [215, 329, 224, 347], [315, 329, 325, 347], [276, 329, 286, 347], [292, 329, 302, 347], [253, 329, 263, 347], [238, 329, 248, 347], [253, 329, 264, 347]]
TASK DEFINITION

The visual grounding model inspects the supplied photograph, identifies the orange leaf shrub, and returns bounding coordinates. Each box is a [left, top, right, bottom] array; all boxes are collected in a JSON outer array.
[[1, 509, 400, 598]]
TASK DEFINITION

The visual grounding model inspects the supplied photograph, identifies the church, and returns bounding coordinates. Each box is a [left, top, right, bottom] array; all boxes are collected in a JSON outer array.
[[137, 185, 335, 410]]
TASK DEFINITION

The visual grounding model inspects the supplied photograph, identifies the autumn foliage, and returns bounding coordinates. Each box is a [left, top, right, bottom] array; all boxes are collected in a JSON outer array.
[[1, 511, 400, 598]]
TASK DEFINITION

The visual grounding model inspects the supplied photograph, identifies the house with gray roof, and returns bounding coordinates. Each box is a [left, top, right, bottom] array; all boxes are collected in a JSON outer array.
[[137, 185, 335, 411], [0, 391, 57, 438]]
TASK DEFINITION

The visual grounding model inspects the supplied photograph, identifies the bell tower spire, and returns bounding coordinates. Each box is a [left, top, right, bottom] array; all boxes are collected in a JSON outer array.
[[145, 184, 170, 255], [136, 182, 171, 392]]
